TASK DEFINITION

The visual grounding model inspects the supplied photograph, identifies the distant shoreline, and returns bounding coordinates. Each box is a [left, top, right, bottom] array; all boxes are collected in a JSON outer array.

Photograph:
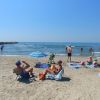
[[0, 42, 18, 45]]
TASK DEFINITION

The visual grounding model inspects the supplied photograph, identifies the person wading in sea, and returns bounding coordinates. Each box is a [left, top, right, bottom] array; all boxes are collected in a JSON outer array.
[[0, 44, 4, 54], [80, 47, 83, 56], [89, 48, 93, 56]]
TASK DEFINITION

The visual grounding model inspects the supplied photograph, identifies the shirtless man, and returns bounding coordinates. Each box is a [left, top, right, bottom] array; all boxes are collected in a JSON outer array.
[[66, 45, 72, 62], [13, 60, 33, 77]]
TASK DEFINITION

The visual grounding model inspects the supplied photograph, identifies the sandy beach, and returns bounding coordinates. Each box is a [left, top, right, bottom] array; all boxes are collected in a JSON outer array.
[[0, 55, 100, 100]]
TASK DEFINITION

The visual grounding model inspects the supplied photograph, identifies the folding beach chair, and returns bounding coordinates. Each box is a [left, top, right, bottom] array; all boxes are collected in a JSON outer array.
[[16, 72, 30, 80], [46, 67, 64, 81]]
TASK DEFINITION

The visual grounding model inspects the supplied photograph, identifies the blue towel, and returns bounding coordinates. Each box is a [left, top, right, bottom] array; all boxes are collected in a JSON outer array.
[[35, 63, 49, 68]]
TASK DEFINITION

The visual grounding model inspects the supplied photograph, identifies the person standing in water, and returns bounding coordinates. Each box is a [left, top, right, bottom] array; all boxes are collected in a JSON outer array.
[[66, 45, 72, 62], [1, 44, 4, 54], [89, 48, 93, 56], [80, 47, 83, 56]]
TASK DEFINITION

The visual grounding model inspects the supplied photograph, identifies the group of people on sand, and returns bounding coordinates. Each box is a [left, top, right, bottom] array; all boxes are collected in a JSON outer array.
[[13, 56, 98, 81], [66, 45, 98, 66], [13, 60, 63, 80], [65, 45, 95, 62], [13, 45, 98, 81]]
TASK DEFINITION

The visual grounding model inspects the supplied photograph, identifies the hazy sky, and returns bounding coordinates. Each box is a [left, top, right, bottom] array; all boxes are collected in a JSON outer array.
[[0, 0, 100, 42]]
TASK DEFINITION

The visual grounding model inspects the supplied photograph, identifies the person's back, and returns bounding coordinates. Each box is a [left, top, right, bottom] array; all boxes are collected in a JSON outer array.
[[66, 46, 72, 62], [67, 46, 72, 53], [13, 60, 33, 77]]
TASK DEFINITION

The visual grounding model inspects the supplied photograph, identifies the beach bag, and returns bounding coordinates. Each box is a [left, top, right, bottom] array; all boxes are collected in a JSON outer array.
[[39, 73, 45, 80]]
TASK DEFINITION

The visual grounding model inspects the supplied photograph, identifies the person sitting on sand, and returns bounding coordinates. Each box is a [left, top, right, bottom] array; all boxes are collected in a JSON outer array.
[[39, 60, 63, 80], [13, 60, 34, 77]]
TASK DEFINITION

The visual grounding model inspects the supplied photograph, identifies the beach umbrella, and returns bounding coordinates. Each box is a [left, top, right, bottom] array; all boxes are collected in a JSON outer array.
[[30, 51, 48, 58], [30, 51, 49, 68]]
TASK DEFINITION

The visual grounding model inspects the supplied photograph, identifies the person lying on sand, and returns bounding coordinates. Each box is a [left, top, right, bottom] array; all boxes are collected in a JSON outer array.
[[13, 60, 34, 77], [39, 60, 63, 80], [80, 56, 98, 66]]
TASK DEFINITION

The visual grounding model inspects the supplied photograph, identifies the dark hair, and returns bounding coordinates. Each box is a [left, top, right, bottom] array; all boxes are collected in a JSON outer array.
[[57, 60, 62, 64], [15, 60, 21, 66]]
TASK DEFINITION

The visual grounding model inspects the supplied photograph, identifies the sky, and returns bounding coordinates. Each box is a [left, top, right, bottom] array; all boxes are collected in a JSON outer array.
[[0, 0, 100, 42]]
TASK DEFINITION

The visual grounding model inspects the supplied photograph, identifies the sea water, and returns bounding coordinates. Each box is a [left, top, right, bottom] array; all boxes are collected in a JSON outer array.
[[0, 42, 100, 56]]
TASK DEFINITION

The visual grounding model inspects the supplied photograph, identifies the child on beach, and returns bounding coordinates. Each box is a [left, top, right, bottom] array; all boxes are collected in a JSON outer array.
[[13, 60, 34, 77], [39, 60, 63, 80]]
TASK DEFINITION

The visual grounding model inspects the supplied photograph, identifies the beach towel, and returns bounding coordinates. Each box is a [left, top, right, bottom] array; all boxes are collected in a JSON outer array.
[[97, 73, 100, 78], [46, 74, 55, 80], [67, 63, 81, 69], [46, 68, 64, 81], [35, 63, 49, 68], [85, 64, 95, 68]]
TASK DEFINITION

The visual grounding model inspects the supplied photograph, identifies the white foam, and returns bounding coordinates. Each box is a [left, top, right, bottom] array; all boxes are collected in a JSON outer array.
[[0, 55, 24, 56]]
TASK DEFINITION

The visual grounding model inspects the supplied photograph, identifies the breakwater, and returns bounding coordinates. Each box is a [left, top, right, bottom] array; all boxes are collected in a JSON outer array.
[[0, 42, 18, 45]]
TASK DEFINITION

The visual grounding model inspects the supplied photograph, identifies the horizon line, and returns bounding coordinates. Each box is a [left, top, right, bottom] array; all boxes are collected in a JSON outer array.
[[0, 41, 100, 43]]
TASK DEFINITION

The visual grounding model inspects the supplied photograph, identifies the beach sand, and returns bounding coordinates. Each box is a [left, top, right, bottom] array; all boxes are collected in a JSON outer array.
[[0, 55, 100, 100]]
